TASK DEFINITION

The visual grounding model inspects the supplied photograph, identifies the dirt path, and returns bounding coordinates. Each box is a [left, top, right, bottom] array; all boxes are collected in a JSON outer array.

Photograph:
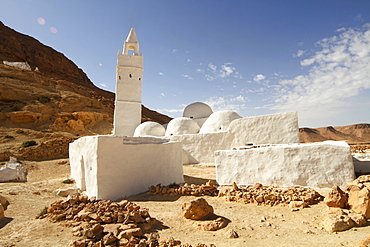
[[0, 161, 369, 246]]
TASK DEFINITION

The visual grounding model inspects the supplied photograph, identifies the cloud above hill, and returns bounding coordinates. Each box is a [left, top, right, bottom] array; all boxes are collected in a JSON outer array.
[[271, 23, 370, 125]]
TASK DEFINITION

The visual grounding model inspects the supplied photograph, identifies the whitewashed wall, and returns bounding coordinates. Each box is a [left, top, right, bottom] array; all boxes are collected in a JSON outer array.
[[215, 141, 355, 188]]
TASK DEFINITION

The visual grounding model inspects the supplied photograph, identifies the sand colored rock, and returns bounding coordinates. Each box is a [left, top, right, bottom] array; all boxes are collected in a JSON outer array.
[[0, 203, 4, 220], [0, 157, 27, 182], [321, 214, 354, 232], [348, 187, 370, 218], [182, 198, 214, 220], [193, 217, 228, 231], [324, 186, 348, 208]]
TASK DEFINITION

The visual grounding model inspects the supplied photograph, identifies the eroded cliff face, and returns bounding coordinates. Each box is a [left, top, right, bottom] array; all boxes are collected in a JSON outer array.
[[0, 21, 171, 160]]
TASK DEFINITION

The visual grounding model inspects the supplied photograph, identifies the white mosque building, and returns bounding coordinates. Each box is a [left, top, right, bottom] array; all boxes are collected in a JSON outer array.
[[69, 28, 355, 200]]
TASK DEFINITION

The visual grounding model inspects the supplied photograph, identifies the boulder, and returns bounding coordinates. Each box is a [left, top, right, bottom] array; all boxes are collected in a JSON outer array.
[[193, 217, 228, 231], [0, 194, 8, 208], [321, 214, 354, 232], [0, 203, 4, 220], [0, 157, 27, 182], [348, 187, 370, 218], [182, 198, 214, 220], [324, 186, 348, 208], [348, 212, 367, 227]]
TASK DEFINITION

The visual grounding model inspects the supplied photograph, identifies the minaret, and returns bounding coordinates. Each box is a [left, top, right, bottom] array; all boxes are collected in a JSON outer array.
[[113, 28, 143, 136]]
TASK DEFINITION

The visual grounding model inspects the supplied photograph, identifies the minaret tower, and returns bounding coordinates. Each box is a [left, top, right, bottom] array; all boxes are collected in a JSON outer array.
[[113, 28, 143, 136]]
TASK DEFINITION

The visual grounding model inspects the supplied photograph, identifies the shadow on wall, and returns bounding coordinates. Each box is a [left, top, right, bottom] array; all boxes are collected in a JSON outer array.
[[353, 157, 370, 177]]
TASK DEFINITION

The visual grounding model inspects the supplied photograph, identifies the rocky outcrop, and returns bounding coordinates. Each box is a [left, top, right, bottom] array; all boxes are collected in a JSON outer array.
[[0, 157, 27, 182]]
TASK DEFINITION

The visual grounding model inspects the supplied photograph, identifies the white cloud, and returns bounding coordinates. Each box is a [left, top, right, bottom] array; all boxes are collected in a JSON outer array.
[[182, 74, 194, 80], [172, 49, 177, 53], [161, 92, 165, 97], [157, 108, 183, 114], [99, 83, 107, 88], [254, 74, 265, 82], [208, 63, 217, 71], [205, 95, 249, 113], [159, 72, 164, 76], [293, 49, 305, 57], [271, 24, 370, 125], [187, 59, 191, 62], [219, 63, 236, 78]]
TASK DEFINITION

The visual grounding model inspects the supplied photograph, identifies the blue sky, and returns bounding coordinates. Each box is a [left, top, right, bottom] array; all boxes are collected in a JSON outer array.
[[1, 0, 369, 127]]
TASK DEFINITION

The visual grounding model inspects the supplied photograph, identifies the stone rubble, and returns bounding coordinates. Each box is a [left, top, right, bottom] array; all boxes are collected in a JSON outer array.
[[321, 175, 370, 232], [148, 180, 218, 197], [42, 194, 215, 247], [218, 182, 323, 207]]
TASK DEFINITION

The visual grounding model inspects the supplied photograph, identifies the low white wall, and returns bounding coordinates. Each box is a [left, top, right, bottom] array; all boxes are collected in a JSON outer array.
[[229, 111, 300, 146], [170, 112, 300, 164], [215, 141, 355, 189], [70, 136, 183, 200]]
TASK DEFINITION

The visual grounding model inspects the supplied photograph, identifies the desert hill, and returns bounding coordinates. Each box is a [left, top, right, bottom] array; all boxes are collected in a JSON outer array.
[[0, 21, 170, 161], [299, 123, 370, 144]]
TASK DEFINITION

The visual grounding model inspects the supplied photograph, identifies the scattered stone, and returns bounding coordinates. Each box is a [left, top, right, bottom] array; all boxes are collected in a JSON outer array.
[[148, 180, 219, 197], [358, 233, 370, 247], [289, 200, 307, 209], [0, 157, 27, 182], [0, 194, 8, 209], [321, 214, 354, 232], [324, 186, 348, 208], [193, 217, 228, 231], [227, 229, 239, 238], [347, 212, 367, 227], [219, 183, 323, 207], [182, 198, 214, 220], [56, 187, 80, 197]]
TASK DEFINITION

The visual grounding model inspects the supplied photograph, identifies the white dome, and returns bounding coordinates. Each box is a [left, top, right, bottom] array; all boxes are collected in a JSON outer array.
[[199, 110, 241, 133], [183, 102, 213, 119], [165, 117, 200, 136], [134, 121, 165, 137], [183, 102, 213, 127]]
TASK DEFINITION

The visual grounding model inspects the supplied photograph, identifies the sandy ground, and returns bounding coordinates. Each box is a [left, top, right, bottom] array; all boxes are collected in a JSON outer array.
[[0, 161, 369, 247]]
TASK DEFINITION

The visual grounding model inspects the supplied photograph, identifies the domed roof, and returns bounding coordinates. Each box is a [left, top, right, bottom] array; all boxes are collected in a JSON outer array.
[[183, 102, 213, 119], [133, 121, 165, 137], [199, 110, 241, 133], [165, 117, 200, 136]]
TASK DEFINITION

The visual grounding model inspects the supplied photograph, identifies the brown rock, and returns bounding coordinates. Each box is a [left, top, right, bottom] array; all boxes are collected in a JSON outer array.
[[102, 232, 117, 245], [0, 203, 4, 219], [193, 217, 228, 231], [348, 212, 367, 227], [0, 195, 8, 209], [324, 186, 348, 208], [321, 214, 354, 232], [289, 201, 307, 209], [118, 228, 143, 239], [358, 233, 370, 247], [182, 198, 214, 220], [348, 187, 370, 218], [227, 229, 239, 238]]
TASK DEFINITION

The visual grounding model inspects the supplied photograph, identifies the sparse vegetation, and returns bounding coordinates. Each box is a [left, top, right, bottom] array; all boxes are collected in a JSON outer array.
[[21, 140, 37, 148], [4, 135, 14, 139], [35, 206, 48, 219], [62, 178, 74, 184]]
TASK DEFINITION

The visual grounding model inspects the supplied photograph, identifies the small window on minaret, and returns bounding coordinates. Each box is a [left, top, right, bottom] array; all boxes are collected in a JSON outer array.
[[129, 74, 132, 78], [118, 76, 121, 80], [139, 78, 141, 81]]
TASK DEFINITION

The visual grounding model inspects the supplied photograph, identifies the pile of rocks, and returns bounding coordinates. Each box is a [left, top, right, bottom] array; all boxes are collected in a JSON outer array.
[[218, 182, 323, 207], [321, 175, 370, 232], [43, 194, 156, 246], [44, 194, 215, 247], [148, 180, 218, 197]]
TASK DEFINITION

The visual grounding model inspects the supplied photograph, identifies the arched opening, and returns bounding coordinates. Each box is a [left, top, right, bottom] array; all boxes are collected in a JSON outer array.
[[118, 76, 121, 80], [129, 74, 132, 78]]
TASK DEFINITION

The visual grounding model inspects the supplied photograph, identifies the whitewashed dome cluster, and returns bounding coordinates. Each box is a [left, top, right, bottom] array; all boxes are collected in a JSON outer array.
[[133, 102, 242, 137]]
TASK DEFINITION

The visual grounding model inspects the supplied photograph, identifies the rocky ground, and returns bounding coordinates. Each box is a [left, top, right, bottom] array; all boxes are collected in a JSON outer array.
[[0, 160, 369, 247]]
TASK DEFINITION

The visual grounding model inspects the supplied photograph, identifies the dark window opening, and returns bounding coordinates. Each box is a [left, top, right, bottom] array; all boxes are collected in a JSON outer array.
[[139, 78, 141, 81], [129, 74, 132, 78], [189, 116, 193, 119], [118, 76, 121, 80], [219, 127, 222, 130]]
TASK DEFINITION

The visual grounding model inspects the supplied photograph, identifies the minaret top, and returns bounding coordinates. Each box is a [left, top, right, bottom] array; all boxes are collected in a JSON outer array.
[[123, 27, 140, 56]]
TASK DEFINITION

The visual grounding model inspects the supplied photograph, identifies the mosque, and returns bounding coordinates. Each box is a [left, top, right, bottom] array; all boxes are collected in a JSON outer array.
[[69, 28, 355, 200]]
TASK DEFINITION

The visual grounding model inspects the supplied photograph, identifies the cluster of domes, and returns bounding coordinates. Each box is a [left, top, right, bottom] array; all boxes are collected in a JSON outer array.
[[134, 102, 241, 137]]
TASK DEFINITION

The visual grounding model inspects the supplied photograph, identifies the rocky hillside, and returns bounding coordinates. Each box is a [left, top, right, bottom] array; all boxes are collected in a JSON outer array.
[[0, 21, 171, 161], [300, 124, 370, 144], [0, 21, 171, 133]]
